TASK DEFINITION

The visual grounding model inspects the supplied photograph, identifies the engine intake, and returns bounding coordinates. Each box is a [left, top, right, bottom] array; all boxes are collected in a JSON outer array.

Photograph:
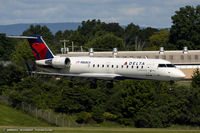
[[50, 57, 71, 68]]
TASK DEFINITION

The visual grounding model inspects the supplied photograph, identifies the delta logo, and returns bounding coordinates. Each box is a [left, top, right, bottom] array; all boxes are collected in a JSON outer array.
[[123, 61, 145, 65]]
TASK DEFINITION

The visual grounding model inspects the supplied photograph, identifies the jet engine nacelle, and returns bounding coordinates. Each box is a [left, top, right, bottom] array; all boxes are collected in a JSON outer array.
[[36, 57, 71, 69], [51, 57, 71, 68]]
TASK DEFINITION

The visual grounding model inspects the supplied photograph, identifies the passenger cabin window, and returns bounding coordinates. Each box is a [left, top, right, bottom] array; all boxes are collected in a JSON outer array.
[[102, 65, 104, 68], [93, 64, 95, 67], [112, 65, 114, 68], [116, 65, 118, 68], [97, 64, 99, 67]]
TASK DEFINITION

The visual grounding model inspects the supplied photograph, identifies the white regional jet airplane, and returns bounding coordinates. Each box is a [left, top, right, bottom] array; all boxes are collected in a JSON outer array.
[[8, 35, 185, 82]]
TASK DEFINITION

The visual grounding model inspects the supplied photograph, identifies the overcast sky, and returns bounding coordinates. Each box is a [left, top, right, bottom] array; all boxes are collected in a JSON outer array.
[[0, 0, 199, 27]]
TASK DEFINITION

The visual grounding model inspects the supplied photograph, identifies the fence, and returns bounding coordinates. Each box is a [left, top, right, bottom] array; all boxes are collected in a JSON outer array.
[[0, 95, 79, 127]]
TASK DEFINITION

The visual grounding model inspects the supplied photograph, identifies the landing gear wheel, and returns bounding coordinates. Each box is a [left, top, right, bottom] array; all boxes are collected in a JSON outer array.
[[170, 80, 175, 90]]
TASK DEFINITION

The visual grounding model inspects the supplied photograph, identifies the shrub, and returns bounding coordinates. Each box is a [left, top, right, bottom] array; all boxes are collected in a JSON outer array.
[[92, 106, 104, 123], [76, 112, 92, 124], [103, 112, 117, 121]]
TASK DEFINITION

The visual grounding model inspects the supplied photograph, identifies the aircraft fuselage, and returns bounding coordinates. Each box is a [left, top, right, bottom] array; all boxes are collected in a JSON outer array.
[[37, 56, 185, 81]]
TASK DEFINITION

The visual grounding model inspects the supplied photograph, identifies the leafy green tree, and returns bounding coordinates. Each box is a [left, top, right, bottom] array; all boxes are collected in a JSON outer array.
[[148, 29, 176, 50], [86, 33, 125, 50], [92, 105, 105, 123], [78, 19, 102, 39], [55, 82, 92, 113], [0, 64, 25, 90], [11, 40, 34, 68], [138, 27, 158, 49], [76, 111, 92, 124], [135, 81, 171, 128], [98, 22, 124, 37], [139, 27, 158, 43], [169, 5, 200, 49], [124, 23, 140, 49], [149, 30, 169, 47], [70, 31, 87, 47], [103, 112, 117, 121], [3, 76, 61, 109], [0, 34, 15, 60], [105, 80, 156, 125], [135, 106, 169, 128], [77, 19, 125, 50], [192, 69, 200, 88], [23, 25, 42, 35], [170, 85, 200, 126], [124, 23, 158, 50], [23, 25, 53, 41]]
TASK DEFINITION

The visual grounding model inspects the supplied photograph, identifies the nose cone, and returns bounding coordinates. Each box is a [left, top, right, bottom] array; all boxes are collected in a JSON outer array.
[[178, 71, 186, 79], [172, 70, 186, 80]]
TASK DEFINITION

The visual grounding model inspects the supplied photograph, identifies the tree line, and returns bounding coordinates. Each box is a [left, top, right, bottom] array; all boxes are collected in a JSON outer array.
[[0, 5, 200, 127]]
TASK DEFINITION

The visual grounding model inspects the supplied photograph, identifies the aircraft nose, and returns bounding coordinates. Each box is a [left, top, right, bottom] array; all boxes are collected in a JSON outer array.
[[174, 70, 186, 80], [179, 71, 186, 79]]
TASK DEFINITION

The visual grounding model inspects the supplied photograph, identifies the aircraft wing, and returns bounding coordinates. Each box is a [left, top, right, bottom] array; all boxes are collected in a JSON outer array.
[[31, 71, 123, 80]]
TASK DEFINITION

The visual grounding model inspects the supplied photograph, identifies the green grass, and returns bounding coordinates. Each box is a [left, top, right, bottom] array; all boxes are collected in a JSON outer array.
[[1, 127, 200, 133], [0, 104, 49, 126]]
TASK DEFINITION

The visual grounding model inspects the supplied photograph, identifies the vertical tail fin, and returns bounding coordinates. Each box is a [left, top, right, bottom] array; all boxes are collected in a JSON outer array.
[[27, 35, 54, 60]]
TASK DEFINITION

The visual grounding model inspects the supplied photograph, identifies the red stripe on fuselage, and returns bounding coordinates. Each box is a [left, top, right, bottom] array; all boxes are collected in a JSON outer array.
[[30, 43, 48, 60]]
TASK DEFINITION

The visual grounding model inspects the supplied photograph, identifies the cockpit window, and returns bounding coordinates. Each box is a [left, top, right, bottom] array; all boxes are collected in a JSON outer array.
[[158, 64, 175, 68], [166, 64, 175, 67], [158, 64, 166, 67]]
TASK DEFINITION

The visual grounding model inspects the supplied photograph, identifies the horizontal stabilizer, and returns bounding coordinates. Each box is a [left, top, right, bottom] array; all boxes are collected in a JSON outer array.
[[7, 36, 38, 39]]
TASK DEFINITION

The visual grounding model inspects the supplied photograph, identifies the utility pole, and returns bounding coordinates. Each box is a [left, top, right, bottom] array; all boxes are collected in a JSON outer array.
[[72, 41, 74, 52], [60, 39, 69, 54], [80, 46, 83, 52]]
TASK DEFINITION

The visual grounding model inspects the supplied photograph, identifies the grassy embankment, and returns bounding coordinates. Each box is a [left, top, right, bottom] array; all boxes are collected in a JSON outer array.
[[0, 104, 49, 126]]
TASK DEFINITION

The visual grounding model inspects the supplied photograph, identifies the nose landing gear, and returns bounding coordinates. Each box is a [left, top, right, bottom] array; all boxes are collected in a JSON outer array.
[[170, 80, 175, 90]]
